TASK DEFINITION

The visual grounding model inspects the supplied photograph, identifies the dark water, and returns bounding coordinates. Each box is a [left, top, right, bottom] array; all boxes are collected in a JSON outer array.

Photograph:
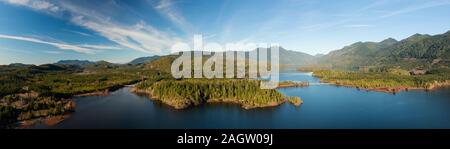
[[33, 73, 450, 129]]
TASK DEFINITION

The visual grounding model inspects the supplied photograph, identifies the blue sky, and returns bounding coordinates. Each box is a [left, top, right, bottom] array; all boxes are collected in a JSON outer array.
[[0, 0, 450, 64]]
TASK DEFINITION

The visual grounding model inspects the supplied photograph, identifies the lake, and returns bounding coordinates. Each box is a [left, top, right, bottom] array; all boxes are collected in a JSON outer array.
[[32, 72, 450, 129]]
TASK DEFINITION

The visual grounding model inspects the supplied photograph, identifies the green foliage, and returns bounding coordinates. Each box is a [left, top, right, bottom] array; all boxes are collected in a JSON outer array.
[[0, 65, 161, 97], [145, 55, 178, 73], [364, 67, 411, 76], [426, 68, 450, 75], [313, 70, 450, 89], [147, 79, 285, 109], [287, 96, 302, 106]]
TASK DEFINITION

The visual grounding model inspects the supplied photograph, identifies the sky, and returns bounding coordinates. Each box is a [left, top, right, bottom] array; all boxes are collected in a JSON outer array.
[[0, 0, 450, 64]]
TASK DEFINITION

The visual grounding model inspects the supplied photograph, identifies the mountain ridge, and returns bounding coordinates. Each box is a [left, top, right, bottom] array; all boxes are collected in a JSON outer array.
[[314, 30, 450, 71]]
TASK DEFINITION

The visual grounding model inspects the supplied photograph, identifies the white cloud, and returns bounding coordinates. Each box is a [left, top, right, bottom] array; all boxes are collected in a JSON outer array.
[[80, 44, 122, 50], [66, 1, 184, 54], [0, 34, 116, 54], [70, 15, 180, 54], [4, 0, 28, 5], [64, 30, 92, 37], [4, 0, 60, 12]]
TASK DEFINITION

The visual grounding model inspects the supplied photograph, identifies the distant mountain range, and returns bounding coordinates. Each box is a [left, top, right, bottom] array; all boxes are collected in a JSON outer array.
[[127, 47, 315, 66], [5, 30, 448, 73], [272, 47, 315, 66], [137, 47, 316, 73], [128, 56, 160, 65], [55, 60, 118, 67], [55, 60, 96, 66]]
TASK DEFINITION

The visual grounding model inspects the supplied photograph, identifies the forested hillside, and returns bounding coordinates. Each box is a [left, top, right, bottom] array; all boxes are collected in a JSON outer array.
[[314, 30, 450, 72]]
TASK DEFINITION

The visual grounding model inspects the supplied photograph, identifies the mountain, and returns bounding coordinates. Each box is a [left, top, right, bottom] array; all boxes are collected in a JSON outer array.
[[7, 63, 31, 67], [237, 47, 315, 65], [145, 55, 178, 73], [30, 64, 70, 71], [55, 60, 96, 66], [128, 55, 160, 65], [278, 47, 315, 65], [317, 38, 398, 70], [164, 47, 314, 66], [315, 30, 450, 71], [144, 47, 315, 73], [55, 60, 120, 69], [377, 32, 449, 60]]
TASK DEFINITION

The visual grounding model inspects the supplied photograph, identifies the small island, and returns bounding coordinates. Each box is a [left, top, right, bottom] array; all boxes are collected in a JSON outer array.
[[132, 79, 292, 109], [287, 96, 303, 106]]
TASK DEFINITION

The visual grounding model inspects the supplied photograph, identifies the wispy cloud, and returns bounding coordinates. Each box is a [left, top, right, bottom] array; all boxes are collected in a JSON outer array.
[[153, 0, 193, 34], [70, 15, 180, 54], [63, 0, 185, 54], [64, 29, 92, 37], [0, 34, 94, 54], [0, 34, 122, 54], [3, 0, 60, 12], [80, 44, 122, 50], [380, 0, 450, 18], [2, 0, 184, 54]]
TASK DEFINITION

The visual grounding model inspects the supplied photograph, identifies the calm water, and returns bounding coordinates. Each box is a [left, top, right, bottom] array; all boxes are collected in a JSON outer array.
[[33, 72, 450, 129]]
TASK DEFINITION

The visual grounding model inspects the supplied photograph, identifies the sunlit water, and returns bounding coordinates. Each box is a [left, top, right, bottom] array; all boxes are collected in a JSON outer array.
[[32, 72, 450, 129]]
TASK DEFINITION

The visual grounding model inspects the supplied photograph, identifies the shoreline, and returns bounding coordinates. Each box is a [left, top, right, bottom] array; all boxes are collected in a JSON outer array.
[[317, 80, 450, 94], [15, 78, 309, 128], [308, 70, 450, 94]]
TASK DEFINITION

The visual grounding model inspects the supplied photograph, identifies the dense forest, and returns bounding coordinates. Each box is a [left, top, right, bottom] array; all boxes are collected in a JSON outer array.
[[135, 79, 287, 109]]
